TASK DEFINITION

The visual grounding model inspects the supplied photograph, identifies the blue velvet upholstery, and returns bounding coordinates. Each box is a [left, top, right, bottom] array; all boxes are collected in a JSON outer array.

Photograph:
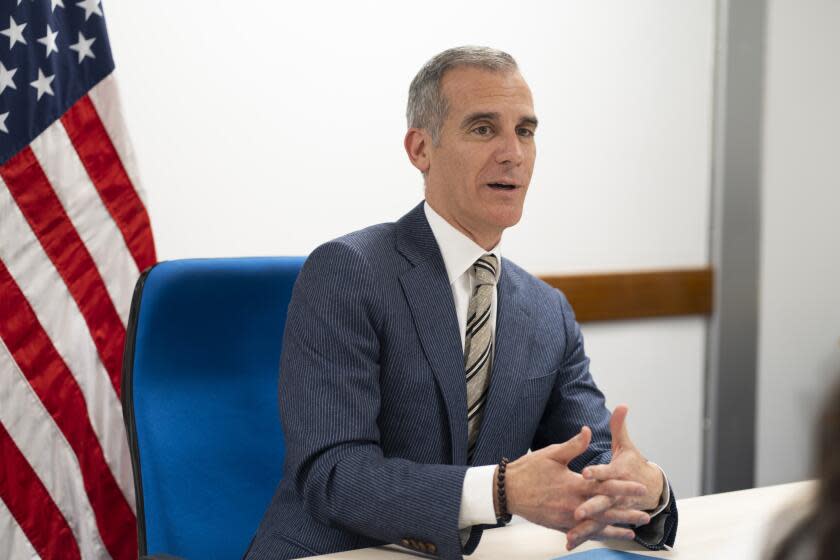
[[122, 257, 305, 559]]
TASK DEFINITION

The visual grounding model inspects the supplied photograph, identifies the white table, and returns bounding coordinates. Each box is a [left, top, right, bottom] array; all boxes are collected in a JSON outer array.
[[308, 480, 815, 559]]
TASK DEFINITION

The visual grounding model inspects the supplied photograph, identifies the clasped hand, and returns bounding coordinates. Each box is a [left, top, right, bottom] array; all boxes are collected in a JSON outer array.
[[500, 405, 664, 551]]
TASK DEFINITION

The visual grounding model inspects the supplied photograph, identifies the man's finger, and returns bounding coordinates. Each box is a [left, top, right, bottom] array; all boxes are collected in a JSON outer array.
[[575, 495, 650, 526], [574, 488, 646, 520], [610, 495, 637, 509], [609, 405, 633, 451], [595, 508, 650, 527], [565, 519, 606, 551], [543, 426, 592, 464], [568, 519, 637, 549], [579, 477, 647, 499], [574, 494, 614, 521], [591, 525, 637, 542], [581, 463, 624, 482]]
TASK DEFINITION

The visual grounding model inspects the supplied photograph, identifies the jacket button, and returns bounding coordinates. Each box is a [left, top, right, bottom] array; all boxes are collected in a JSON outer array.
[[400, 538, 410, 547]]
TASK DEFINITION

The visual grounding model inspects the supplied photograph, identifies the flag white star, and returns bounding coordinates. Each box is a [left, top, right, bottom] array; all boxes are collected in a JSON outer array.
[[69, 31, 95, 63], [1, 16, 27, 50], [76, 0, 102, 21], [0, 62, 17, 94], [38, 25, 59, 57], [52, 0, 65, 11], [0, 112, 8, 134], [30, 68, 55, 101]]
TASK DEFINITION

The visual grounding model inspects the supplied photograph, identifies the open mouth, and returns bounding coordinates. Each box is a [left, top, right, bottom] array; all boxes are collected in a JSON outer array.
[[487, 183, 517, 190]]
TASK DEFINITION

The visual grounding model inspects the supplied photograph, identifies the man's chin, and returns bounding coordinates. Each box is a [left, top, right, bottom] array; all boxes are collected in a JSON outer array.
[[486, 207, 525, 231]]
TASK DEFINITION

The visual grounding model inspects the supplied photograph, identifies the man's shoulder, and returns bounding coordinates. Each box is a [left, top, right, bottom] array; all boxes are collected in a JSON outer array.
[[304, 219, 403, 279], [502, 258, 562, 299], [502, 258, 577, 322], [293, 221, 402, 311], [327, 221, 398, 259]]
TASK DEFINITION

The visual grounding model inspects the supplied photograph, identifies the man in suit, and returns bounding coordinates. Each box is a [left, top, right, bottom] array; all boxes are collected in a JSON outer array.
[[246, 46, 677, 560]]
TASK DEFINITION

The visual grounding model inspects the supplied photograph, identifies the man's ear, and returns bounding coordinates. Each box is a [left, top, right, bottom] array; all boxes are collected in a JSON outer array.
[[404, 128, 431, 174]]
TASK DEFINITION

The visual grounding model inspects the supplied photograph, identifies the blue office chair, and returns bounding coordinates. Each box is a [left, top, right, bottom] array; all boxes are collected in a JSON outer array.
[[122, 257, 306, 559]]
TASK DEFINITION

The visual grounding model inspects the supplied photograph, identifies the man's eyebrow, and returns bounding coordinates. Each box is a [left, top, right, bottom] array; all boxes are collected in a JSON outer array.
[[520, 116, 539, 128], [460, 112, 499, 129], [459, 112, 540, 129]]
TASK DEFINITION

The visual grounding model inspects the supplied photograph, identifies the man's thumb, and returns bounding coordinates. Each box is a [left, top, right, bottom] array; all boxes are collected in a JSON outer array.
[[547, 426, 591, 463], [610, 405, 633, 450]]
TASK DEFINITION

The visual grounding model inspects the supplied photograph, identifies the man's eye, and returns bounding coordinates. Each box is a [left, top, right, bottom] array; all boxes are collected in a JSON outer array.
[[517, 128, 535, 138], [473, 125, 492, 136]]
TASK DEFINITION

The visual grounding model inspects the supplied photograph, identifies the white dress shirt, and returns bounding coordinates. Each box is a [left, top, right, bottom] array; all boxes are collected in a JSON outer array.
[[423, 202, 670, 531], [423, 202, 500, 528]]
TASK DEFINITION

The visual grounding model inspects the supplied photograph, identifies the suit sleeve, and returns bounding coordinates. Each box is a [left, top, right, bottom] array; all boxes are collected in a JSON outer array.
[[530, 289, 613, 468], [279, 241, 468, 560], [531, 289, 677, 550]]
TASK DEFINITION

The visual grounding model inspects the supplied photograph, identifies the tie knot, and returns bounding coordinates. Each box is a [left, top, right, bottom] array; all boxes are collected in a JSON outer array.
[[473, 254, 498, 286]]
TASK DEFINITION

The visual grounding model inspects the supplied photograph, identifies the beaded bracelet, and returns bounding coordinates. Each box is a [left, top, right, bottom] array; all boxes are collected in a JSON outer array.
[[496, 457, 513, 525]]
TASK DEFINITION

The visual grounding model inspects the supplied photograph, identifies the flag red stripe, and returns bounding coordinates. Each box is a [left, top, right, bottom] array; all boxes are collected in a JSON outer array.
[[0, 148, 126, 397], [61, 95, 156, 272], [0, 422, 82, 560], [0, 261, 137, 560]]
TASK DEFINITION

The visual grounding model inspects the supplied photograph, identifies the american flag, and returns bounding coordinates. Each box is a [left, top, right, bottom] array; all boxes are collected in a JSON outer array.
[[0, 1, 154, 558]]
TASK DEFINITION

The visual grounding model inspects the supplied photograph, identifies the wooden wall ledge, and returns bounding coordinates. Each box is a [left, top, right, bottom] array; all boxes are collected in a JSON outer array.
[[540, 268, 713, 323]]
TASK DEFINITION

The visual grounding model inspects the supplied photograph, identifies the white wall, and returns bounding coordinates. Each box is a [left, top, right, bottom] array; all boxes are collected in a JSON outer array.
[[757, 0, 840, 486], [105, 1, 716, 497]]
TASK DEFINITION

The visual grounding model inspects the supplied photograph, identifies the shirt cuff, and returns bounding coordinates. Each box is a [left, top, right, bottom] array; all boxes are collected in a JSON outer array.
[[458, 465, 498, 529], [646, 462, 671, 517]]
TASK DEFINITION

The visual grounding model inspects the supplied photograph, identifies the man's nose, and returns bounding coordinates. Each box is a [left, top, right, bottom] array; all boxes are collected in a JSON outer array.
[[494, 131, 524, 166]]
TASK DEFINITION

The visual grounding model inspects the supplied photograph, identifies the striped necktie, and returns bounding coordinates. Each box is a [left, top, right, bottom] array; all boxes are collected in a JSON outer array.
[[465, 254, 498, 459]]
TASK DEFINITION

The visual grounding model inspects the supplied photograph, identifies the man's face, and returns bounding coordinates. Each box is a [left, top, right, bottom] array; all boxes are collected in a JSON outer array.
[[424, 66, 537, 247]]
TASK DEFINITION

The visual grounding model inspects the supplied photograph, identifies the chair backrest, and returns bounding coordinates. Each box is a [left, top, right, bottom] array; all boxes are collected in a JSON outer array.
[[122, 257, 305, 559]]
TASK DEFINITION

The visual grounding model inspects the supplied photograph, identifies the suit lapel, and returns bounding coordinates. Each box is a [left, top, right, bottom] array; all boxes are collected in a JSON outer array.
[[472, 263, 533, 462], [396, 203, 469, 465]]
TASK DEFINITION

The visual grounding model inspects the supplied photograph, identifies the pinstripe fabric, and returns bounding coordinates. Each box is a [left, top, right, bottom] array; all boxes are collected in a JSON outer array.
[[245, 202, 677, 560], [465, 255, 497, 457]]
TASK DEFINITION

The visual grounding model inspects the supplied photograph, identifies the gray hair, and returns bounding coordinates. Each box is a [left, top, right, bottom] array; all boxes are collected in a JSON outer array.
[[407, 46, 518, 144]]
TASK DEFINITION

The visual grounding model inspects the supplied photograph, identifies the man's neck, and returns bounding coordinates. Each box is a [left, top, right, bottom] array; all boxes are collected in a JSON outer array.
[[425, 200, 502, 251]]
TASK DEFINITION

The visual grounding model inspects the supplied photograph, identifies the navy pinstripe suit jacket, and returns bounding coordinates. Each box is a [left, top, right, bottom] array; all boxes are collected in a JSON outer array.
[[245, 203, 677, 560]]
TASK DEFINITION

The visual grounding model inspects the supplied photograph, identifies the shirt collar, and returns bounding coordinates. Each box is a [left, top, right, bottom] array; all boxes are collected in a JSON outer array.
[[424, 201, 502, 286]]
